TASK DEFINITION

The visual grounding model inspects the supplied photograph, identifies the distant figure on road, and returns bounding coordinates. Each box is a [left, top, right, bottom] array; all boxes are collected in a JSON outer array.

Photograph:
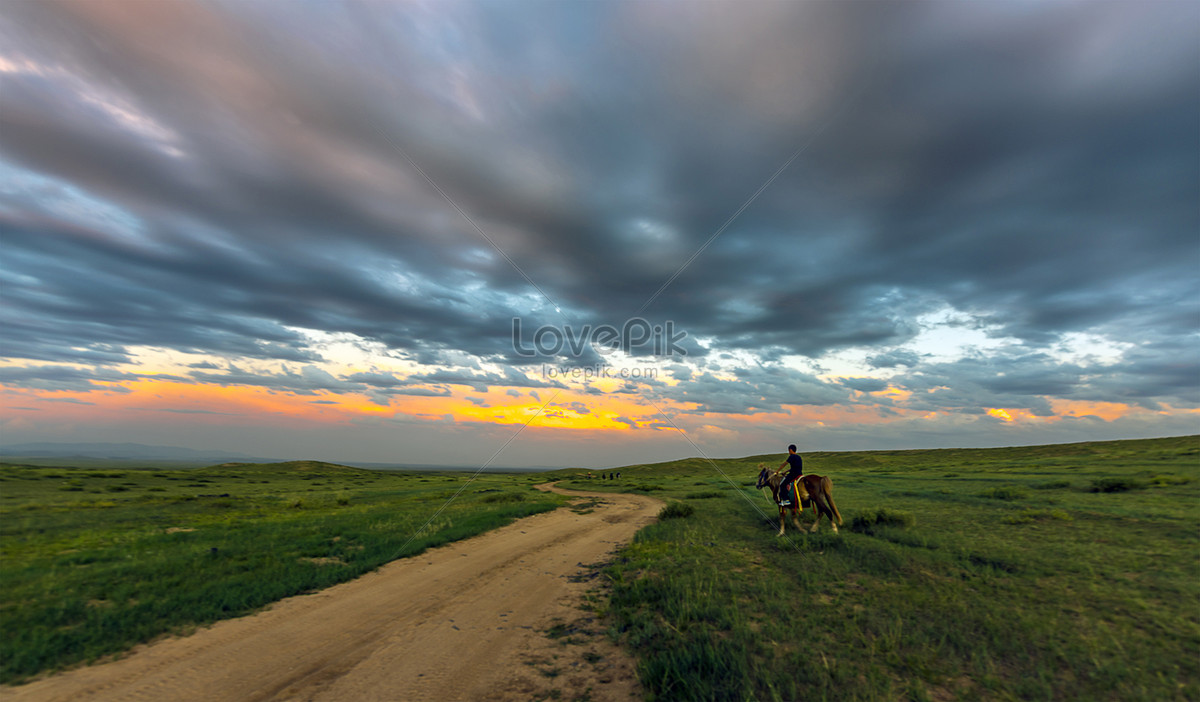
[[777, 444, 804, 506]]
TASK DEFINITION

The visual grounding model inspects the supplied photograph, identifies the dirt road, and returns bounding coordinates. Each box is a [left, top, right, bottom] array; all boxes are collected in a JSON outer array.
[[4, 483, 662, 702]]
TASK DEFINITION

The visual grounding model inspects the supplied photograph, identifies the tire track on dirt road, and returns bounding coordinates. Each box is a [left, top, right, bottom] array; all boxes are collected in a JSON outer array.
[[3, 483, 662, 702]]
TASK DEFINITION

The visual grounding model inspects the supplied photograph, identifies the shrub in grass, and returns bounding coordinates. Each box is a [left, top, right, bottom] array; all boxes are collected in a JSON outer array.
[[1089, 478, 1146, 493], [978, 486, 1029, 500], [1148, 474, 1191, 487], [480, 491, 526, 504], [685, 491, 724, 499], [966, 552, 1023, 574], [658, 502, 694, 519], [1032, 480, 1072, 490], [850, 508, 915, 533], [1002, 509, 1073, 525]]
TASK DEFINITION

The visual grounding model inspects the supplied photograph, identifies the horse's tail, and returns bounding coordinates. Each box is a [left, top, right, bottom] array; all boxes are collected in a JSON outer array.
[[822, 476, 843, 525]]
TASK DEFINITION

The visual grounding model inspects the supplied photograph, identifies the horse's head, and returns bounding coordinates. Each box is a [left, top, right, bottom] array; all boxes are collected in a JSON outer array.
[[755, 463, 770, 489]]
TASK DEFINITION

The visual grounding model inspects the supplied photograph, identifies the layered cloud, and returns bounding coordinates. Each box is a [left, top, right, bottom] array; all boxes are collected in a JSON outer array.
[[1, 0, 1196, 464]]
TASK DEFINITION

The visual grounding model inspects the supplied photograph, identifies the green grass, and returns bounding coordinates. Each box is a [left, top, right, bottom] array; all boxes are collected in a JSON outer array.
[[0, 461, 566, 684], [5, 437, 1197, 698], [549, 435, 1200, 701]]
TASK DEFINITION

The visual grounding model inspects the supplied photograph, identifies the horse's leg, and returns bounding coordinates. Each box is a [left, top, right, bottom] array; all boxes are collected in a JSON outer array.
[[824, 480, 843, 529], [790, 506, 802, 532], [777, 507, 786, 537]]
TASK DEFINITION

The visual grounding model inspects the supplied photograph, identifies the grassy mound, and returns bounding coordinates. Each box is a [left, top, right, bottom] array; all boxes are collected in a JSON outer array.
[[591, 435, 1199, 701]]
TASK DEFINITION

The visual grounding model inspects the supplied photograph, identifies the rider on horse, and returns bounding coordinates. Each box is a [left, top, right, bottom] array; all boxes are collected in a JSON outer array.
[[777, 444, 805, 506]]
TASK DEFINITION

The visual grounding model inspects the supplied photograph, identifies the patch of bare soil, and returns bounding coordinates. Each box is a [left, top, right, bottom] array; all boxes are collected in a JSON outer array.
[[3, 483, 661, 702]]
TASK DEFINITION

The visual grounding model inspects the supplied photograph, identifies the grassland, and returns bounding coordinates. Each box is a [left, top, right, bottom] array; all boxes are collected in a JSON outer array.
[[3, 437, 1196, 700], [0, 461, 565, 684], [551, 435, 1200, 701]]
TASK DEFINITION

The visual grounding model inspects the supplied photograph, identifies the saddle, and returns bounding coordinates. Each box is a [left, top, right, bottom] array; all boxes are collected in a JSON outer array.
[[776, 473, 810, 505]]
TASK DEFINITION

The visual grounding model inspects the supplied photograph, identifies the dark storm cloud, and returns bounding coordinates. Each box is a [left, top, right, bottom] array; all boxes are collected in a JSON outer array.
[[896, 341, 1199, 415], [0, 0, 1196, 414], [385, 386, 453, 398], [655, 365, 851, 416], [344, 372, 407, 389], [555, 401, 591, 416], [411, 367, 566, 392], [187, 363, 459, 404], [866, 350, 924, 369], [837, 377, 890, 394], [0, 365, 137, 392], [188, 365, 360, 396]]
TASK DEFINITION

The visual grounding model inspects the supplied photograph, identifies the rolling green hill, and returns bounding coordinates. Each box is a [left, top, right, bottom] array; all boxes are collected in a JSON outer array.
[[195, 459, 378, 476], [3, 437, 1196, 698], [0, 462, 565, 684], [557, 435, 1200, 701]]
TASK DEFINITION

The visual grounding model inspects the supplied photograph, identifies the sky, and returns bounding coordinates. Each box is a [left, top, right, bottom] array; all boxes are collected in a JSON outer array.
[[1, 0, 1197, 469]]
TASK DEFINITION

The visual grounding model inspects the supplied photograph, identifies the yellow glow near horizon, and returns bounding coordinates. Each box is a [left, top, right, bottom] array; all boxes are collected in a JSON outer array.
[[871, 385, 913, 402], [1047, 399, 1133, 422], [2, 374, 1191, 442], [0, 377, 668, 433], [987, 408, 1015, 422]]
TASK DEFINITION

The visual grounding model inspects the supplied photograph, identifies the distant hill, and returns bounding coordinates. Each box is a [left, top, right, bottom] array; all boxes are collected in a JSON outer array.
[[347, 461, 565, 472], [196, 460, 377, 476], [0, 442, 268, 463], [0, 443, 557, 472], [594, 434, 1200, 475]]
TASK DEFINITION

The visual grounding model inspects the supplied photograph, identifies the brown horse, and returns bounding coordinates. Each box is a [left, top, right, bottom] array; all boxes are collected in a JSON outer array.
[[756, 464, 843, 536]]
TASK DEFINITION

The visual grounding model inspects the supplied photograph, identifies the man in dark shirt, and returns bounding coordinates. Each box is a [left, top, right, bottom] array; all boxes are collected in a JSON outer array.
[[777, 444, 804, 506]]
